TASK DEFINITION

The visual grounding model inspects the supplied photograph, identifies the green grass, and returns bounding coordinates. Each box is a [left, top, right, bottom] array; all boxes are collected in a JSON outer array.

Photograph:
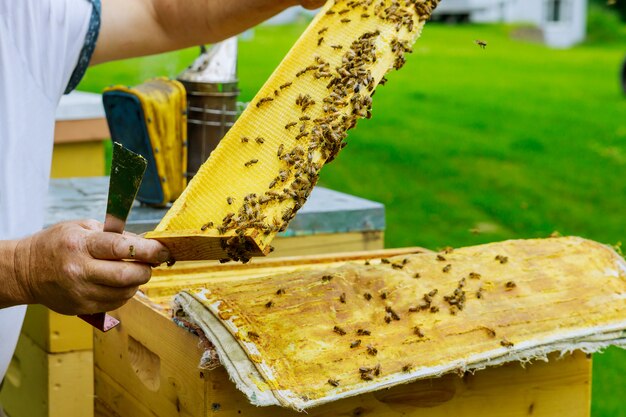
[[78, 22, 626, 416]]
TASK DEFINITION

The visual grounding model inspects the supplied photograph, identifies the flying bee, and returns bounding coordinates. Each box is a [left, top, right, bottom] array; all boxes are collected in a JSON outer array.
[[475, 39, 487, 49], [350, 340, 361, 348], [328, 379, 340, 387], [244, 159, 259, 167], [333, 325, 347, 336]]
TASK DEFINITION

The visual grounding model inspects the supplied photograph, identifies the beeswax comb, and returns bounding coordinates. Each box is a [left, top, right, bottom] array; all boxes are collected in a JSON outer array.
[[146, 0, 440, 261]]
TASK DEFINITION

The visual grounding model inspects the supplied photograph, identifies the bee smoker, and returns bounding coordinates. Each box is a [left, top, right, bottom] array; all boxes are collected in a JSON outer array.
[[177, 38, 240, 179]]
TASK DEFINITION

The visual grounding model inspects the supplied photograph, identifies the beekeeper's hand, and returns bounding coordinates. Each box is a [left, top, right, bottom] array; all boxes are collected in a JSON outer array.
[[1, 220, 170, 315]]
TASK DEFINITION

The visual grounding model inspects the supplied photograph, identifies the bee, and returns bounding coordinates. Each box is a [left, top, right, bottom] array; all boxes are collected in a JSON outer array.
[[475, 39, 487, 49], [469, 272, 481, 280], [339, 293, 346, 303], [413, 273, 421, 279], [331, 45, 343, 50], [333, 325, 347, 336], [226, 197, 234, 205], [247, 331, 260, 340], [328, 379, 340, 387], [280, 81, 293, 90], [364, 260, 370, 266], [338, 8, 350, 14], [373, 363, 381, 376], [200, 221, 214, 231], [322, 274, 333, 282], [458, 278, 466, 288], [408, 306, 418, 313], [385, 306, 400, 321], [413, 326, 425, 337], [299, 116, 311, 121], [495, 255, 509, 264], [268, 178, 278, 189], [360, 372, 374, 381], [350, 340, 362, 348], [500, 338, 514, 348], [325, 10, 336, 15], [402, 364, 412, 372], [318, 27, 328, 35], [276, 288, 286, 295], [256, 97, 274, 107], [442, 264, 451, 273], [380, 258, 390, 264], [436, 254, 446, 262], [366, 344, 378, 356], [482, 326, 496, 338], [274, 89, 280, 97], [391, 263, 403, 270], [265, 301, 274, 308], [340, 18, 351, 23], [363, 292, 372, 301], [505, 281, 517, 290], [255, 137, 265, 144], [244, 159, 259, 167], [318, 37, 324, 46], [128, 245, 136, 258], [357, 329, 371, 336], [241, 137, 250, 143], [476, 287, 484, 299], [361, 13, 370, 18], [380, 291, 388, 300], [430, 306, 440, 313], [277, 144, 284, 157]]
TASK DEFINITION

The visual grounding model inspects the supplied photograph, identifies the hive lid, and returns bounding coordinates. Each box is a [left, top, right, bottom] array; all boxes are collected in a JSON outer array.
[[173, 237, 626, 410]]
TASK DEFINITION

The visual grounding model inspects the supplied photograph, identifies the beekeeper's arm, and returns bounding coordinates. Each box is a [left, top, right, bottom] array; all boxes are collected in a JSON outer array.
[[92, 0, 325, 65]]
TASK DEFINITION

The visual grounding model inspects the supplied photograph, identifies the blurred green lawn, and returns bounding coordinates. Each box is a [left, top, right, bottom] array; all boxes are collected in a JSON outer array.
[[79, 21, 626, 416]]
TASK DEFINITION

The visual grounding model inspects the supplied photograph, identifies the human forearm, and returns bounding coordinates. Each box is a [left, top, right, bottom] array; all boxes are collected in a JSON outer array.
[[0, 239, 32, 309], [92, 0, 324, 65]]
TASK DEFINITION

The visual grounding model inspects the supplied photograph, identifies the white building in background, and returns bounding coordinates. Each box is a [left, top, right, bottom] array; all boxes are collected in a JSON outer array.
[[433, 0, 588, 48]]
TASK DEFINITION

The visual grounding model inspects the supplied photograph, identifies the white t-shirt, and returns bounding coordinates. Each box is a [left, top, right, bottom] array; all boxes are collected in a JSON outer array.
[[0, 0, 94, 382]]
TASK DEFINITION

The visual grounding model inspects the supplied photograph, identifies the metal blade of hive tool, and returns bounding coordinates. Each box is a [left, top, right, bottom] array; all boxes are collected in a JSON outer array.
[[78, 142, 148, 332]]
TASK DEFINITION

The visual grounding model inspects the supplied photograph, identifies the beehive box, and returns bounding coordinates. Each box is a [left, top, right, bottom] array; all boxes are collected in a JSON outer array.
[[94, 248, 594, 417], [0, 178, 384, 417]]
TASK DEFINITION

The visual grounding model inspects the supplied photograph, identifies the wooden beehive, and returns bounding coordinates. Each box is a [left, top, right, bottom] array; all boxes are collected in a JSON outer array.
[[94, 248, 595, 417]]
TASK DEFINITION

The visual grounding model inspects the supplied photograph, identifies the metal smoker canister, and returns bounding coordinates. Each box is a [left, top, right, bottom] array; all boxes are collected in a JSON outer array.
[[177, 38, 239, 179]]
